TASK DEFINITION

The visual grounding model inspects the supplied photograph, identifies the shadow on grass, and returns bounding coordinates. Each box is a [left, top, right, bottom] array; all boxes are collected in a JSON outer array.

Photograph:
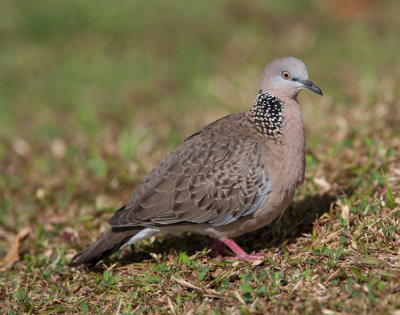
[[95, 191, 344, 269]]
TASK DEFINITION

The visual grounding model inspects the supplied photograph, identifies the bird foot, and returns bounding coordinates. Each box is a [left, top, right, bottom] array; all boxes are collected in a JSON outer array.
[[210, 239, 230, 256], [213, 238, 265, 262], [219, 252, 265, 262]]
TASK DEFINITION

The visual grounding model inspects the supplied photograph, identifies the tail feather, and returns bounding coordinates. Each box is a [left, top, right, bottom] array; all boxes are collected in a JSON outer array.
[[69, 227, 140, 267]]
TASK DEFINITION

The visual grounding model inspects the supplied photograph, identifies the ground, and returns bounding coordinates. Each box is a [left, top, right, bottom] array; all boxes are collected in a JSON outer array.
[[0, 0, 400, 314]]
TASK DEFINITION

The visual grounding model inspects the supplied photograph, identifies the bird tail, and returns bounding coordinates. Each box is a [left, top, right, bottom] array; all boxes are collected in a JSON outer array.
[[69, 227, 140, 267]]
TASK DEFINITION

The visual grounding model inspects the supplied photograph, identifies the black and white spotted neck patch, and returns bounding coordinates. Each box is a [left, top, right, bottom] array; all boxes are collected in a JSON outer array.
[[249, 90, 285, 140]]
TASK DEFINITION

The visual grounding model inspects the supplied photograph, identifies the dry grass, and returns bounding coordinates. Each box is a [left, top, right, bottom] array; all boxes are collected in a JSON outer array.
[[1, 69, 399, 315]]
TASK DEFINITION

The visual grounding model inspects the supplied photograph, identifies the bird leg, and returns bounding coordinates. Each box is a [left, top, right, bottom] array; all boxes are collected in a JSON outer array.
[[217, 238, 265, 262], [210, 239, 231, 260]]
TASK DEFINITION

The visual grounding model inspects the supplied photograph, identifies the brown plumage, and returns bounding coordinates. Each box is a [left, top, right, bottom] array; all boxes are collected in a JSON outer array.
[[70, 57, 322, 267]]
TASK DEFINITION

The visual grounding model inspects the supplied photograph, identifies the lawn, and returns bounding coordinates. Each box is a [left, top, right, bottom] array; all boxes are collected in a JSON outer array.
[[0, 0, 400, 314]]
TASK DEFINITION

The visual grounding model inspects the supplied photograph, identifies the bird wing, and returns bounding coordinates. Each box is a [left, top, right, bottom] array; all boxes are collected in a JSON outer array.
[[109, 115, 272, 228]]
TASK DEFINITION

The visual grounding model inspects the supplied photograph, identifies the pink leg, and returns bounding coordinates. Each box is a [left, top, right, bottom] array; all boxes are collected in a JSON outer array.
[[210, 239, 227, 254], [218, 238, 265, 262], [209, 239, 229, 260]]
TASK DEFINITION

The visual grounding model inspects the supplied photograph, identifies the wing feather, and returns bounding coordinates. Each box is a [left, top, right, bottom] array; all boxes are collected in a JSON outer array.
[[108, 113, 272, 228]]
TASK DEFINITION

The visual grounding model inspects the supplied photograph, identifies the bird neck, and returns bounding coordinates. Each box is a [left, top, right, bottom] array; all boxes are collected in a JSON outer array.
[[248, 90, 285, 141]]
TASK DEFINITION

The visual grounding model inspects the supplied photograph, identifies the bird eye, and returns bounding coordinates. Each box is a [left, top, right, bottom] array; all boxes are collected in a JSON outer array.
[[281, 71, 290, 79]]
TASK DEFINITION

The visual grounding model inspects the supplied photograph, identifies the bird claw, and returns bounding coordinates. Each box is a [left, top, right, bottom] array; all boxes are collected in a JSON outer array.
[[219, 252, 265, 262], [212, 238, 265, 262]]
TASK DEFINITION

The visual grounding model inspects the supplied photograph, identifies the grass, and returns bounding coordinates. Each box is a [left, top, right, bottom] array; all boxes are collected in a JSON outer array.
[[1, 0, 400, 313]]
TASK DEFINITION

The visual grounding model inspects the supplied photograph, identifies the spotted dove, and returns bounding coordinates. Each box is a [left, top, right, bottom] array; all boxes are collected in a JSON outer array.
[[70, 57, 322, 267]]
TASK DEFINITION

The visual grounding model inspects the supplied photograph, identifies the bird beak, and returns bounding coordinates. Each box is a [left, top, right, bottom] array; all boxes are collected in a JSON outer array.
[[301, 80, 323, 95]]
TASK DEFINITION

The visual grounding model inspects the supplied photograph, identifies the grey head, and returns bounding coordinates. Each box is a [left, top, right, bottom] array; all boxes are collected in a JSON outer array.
[[258, 57, 322, 101]]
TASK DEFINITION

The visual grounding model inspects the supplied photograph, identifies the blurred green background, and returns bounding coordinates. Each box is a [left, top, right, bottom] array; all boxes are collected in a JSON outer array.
[[0, 0, 399, 230], [1, 0, 399, 139]]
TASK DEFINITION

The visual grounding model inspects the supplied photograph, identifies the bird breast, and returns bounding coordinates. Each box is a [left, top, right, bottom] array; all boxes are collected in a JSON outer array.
[[268, 101, 305, 197]]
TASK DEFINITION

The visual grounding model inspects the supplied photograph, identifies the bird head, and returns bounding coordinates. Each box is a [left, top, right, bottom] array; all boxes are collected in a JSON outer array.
[[258, 56, 322, 101]]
